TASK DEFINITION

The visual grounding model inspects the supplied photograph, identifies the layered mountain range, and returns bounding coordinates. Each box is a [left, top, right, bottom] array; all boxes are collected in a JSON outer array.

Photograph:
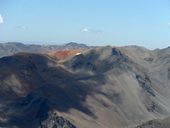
[[0, 42, 90, 58], [0, 43, 170, 128]]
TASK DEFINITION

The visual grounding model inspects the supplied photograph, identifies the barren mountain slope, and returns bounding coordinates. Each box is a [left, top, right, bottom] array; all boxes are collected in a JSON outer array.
[[64, 46, 170, 127], [0, 46, 170, 128], [135, 116, 170, 128]]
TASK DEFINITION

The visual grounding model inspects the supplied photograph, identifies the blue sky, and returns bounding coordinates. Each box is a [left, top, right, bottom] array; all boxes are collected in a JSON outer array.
[[0, 0, 170, 49]]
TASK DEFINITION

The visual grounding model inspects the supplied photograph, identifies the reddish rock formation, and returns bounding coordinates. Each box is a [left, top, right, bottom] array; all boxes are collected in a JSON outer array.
[[49, 50, 82, 60]]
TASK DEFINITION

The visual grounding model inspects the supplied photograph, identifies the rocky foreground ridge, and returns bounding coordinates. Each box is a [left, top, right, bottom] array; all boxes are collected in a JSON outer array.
[[0, 45, 170, 128]]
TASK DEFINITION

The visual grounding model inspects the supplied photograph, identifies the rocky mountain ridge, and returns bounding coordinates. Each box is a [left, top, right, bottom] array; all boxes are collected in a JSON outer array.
[[0, 42, 90, 58], [0, 45, 170, 128]]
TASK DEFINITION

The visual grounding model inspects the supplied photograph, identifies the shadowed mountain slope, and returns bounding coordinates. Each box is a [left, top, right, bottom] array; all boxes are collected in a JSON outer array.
[[0, 46, 170, 128]]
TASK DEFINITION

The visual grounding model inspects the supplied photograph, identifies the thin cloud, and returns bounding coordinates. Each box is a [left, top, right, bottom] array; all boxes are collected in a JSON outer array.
[[81, 28, 89, 32], [90, 29, 103, 34], [81, 28, 102, 34], [0, 14, 4, 24], [16, 26, 27, 30]]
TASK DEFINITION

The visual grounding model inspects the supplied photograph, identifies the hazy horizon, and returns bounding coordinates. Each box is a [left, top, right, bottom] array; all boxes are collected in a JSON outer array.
[[0, 0, 170, 49]]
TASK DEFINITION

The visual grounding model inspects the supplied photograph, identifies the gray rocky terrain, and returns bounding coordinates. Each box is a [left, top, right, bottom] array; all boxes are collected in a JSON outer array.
[[0, 45, 170, 128], [135, 117, 170, 128]]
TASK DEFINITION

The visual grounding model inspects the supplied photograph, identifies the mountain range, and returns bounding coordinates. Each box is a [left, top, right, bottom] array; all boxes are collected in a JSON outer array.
[[0, 42, 90, 58], [0, 43, 170, 128]]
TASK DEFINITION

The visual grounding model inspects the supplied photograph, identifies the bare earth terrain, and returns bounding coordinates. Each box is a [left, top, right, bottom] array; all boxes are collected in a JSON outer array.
[[0, 43, 170, 128]]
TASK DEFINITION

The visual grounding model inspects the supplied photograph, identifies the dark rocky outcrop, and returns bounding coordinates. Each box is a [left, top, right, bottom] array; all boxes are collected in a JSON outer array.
[[135, 117, 170, 128], [136, 74, 155, 97], [40, 112, 77, 128]]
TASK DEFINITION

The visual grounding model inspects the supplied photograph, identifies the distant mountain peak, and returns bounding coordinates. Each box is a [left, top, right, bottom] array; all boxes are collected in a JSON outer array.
[[65, 42, 89, 48]]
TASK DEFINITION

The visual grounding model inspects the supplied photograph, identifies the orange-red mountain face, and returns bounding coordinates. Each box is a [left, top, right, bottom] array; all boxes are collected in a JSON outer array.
[[48, 50, 82, 60]]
